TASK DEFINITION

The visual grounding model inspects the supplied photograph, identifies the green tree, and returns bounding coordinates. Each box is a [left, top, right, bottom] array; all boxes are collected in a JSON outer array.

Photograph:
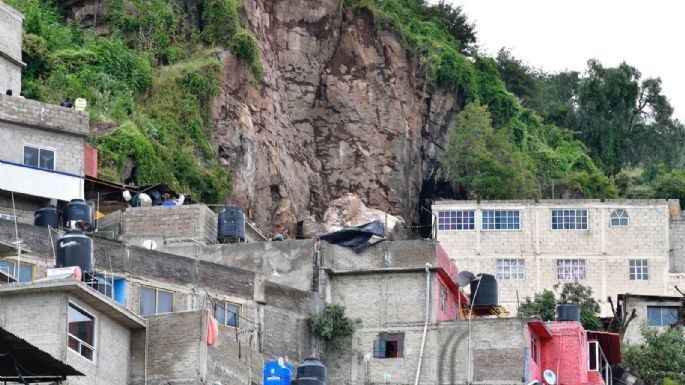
[[518, 289, 556, 322], [623, 326, 685, 385], [308, 304, 361, 355], [442, 102, 536, 199], [518, 282, 603, 330], [651, 166, 685, 203]]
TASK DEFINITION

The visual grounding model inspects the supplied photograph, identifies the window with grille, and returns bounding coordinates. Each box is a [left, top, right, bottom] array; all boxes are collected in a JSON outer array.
[[373, 333, 404, 358], [139, 286, 175, 315], [530, 334, 538, 363], [482, 210, 520, 230], [629, 259, 648, 280], [551, 209, 588, 230], [556, 259, 586, 280], [610, 209, 629, 227], [23, 145, 55, 170], [496, 259, 525, 280], [68, 304, 95, 361], [647, 306, 678, 326], [214, 300, 241, 328], [440, 287, 447, 313], [437, 210, 475, 231]]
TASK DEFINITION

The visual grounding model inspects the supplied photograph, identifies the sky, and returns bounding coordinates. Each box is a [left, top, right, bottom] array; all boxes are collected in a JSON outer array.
[[446, 0, 684, 120]]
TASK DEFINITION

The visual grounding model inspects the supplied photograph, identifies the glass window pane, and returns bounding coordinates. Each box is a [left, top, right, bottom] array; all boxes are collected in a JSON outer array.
[[226, 304, 240, 327], [39, 149, 55, 170], [214, 302, 226, 325], [23, 147, 38, 167], [647, 307, 662, 326], [140, 287, 156, 316], [18, 264, 33, 282], [68, 305, 94, 346], [664, 308, 678, 326], [157, 291, 174, 314]]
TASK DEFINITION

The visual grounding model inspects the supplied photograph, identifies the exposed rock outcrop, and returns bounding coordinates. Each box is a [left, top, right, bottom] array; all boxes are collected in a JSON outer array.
[[213, 0, 462, 235]]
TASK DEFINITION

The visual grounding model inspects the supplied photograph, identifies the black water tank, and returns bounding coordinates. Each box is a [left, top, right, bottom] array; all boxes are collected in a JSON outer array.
[[34, 205, 60, 228], [295, 357, 326, 385], [62, 199, 93, 227], [56, 231, 94, 276], [556, 303, 581, 322], [218, 205, 246, 243], [469, 273, 498, 307]]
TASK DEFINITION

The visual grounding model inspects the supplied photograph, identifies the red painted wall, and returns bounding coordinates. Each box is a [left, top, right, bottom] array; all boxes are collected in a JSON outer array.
[[435, 243, 465, 321], [529, 321, 606, 385], [84, 144, 98, 177]]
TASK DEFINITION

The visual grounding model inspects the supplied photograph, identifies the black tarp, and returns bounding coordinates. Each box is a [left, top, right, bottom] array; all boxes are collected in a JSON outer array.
[[318, 220, 385, 253]]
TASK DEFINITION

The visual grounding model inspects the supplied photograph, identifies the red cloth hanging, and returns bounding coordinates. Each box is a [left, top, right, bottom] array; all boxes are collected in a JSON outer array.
[[206, 309, 219, 346]]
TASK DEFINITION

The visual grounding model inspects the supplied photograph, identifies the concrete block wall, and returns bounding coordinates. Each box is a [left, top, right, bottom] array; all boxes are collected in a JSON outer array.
[[206, 325, 263, 385], [670, 220, 685, 272], [0, 95, 90, 136], [161, 239, 317, 293], [118, 204, 218, 245], [0, 1, 22, 95], [0, 119, 86, 175], [321, 239, 438, 272], [328, 318, 529, 385], [130, 311, 206, 385], [620, 295, 683, 345], [434, 200, 673, 316], [0, 291, 133, 385]]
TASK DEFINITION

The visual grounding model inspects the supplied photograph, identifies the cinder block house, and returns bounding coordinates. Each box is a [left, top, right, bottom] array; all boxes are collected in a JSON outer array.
[[433, 199, 676, 316]]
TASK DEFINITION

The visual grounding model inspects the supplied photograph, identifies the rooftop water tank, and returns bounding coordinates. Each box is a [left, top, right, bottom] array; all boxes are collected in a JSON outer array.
[[62, 199, 93, 228], [34, 205, 60, 228], [218, 205, 246, 243], [263, 360, 292, 385], [294, 357, 326, 385], [469, 273, 498, 307], [56, 231, 93, 277], [556, 303, 580, 322]]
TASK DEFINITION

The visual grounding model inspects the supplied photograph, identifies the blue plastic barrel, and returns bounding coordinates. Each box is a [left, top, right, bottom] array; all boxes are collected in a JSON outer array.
[[263, 360, 292, 385]]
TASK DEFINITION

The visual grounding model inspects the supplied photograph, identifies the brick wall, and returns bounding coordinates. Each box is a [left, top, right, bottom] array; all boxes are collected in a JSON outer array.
[[0, 94, 90, 137], [0, 1, 22, 94], [434, 200, 673, 316], [621, 295, 683, 344], [206, 325, 263, 385], [0, 118, 86, 175], [321, 239, 437, 272]]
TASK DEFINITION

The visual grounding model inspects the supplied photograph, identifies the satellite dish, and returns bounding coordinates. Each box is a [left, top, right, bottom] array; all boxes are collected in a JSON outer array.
[[543, 369, 557, 385], [456, 271, 475, 286]]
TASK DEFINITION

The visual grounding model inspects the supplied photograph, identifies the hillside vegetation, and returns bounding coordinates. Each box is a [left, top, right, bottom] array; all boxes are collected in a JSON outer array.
[[9, 0, 685, 203]]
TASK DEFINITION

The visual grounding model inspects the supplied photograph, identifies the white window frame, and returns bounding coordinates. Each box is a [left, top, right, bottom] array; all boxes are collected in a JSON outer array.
[[23, 144, 56, 171], [437, 210, 475, 231], [481, 210, 521, 231], [551, 209, 589, 230], [556, 259, 586, 281], [67, 303, 96, 362], [610, 209, 629, 227], [629, 259, 648, 281], [496, 258, 525, 280]]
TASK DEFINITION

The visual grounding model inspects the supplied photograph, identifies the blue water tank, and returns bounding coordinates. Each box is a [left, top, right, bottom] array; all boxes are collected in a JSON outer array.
[[263, 360, 292, 385]]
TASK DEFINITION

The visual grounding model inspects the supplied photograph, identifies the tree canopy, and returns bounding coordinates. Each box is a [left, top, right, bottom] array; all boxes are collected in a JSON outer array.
[[623, 326, 685, 385], [518, 282, 603, 331]]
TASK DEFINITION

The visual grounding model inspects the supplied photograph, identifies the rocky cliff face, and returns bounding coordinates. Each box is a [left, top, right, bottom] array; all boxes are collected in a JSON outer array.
[[57, 0, 462, 236], [214, 0, 462, 236]]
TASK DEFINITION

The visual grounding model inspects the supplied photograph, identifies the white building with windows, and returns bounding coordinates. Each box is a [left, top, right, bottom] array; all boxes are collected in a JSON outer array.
[[432, 199, 677, 316]]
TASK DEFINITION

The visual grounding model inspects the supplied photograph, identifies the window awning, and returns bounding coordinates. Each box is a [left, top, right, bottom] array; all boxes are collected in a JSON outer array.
[[0, 327, 83, 383], [528, 320, 552, 339]]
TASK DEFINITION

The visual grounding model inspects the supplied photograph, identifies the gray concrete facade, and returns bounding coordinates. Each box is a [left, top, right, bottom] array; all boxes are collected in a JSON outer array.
[[0, 1, 23, 95]]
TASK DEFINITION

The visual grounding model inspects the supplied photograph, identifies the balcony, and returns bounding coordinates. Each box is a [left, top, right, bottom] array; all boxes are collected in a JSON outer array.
[[0, 160, 84, 201]]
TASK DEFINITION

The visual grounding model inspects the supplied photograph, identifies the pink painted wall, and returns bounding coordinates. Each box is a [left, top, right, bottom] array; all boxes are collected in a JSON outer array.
[[531, 322, 605, 385], [435, 243, 465, 321]]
